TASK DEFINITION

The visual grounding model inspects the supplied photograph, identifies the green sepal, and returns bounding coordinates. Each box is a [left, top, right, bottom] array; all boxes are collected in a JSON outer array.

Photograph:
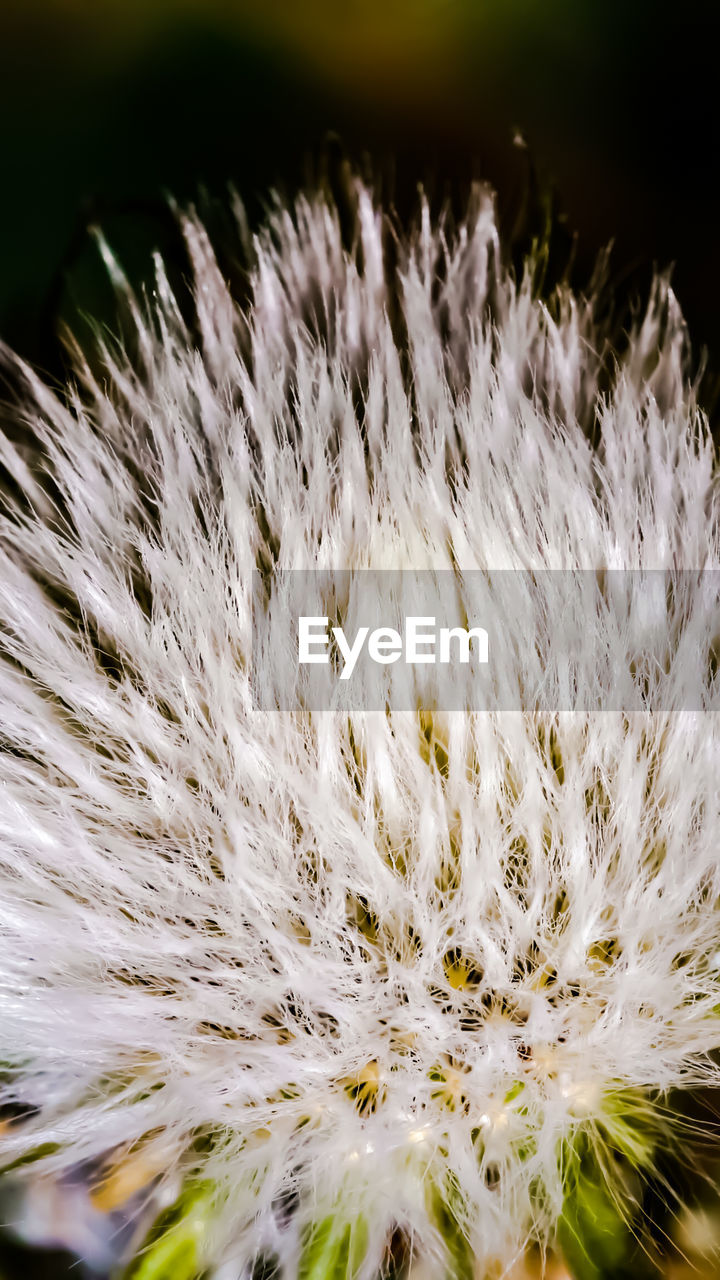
[[596, 1092, 656, 1169], [0, 1141, 60, 1176], [557, 1113, 653, 1280], [427, 1179, 475, 1280], [298, 1213, 369, 1280], [121, 1181, 215, 1280], [557, 1150, 630, 1280]]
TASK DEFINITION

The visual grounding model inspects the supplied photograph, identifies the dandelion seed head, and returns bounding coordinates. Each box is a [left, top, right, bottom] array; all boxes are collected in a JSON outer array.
[[0, 177, 718, 1275]]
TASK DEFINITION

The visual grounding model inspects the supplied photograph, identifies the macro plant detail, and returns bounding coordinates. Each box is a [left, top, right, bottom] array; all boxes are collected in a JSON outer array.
[[0, 176, 718, 1278]]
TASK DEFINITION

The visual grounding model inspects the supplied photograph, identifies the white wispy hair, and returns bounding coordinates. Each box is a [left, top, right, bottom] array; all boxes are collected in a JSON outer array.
[[0, 178, 718, 1278]]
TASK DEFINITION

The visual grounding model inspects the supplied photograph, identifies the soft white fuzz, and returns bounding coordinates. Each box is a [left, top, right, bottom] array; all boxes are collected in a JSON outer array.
[[0, 181, 718, 1277]]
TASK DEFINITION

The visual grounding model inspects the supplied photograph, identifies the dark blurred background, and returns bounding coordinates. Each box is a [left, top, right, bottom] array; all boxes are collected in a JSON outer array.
[[0, 0, 719, 393]]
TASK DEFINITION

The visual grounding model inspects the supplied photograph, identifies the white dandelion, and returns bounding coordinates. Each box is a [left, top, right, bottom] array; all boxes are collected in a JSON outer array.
[[0, 177, 718, 1279]]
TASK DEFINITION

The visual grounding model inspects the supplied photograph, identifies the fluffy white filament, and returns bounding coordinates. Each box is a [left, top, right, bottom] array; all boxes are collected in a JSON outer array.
[[0, 180, 719, 1277]]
